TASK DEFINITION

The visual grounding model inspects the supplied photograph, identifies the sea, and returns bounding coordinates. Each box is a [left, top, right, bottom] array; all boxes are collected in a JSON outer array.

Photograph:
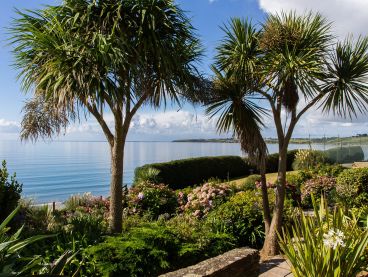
[[0, 140, 366, 203]]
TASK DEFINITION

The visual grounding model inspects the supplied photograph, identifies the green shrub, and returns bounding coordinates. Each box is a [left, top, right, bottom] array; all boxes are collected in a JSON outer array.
[[134, 156, 255, 189], [279, 197, 368, 277], [65, 212, 108, 242], [324, 146, 364, 163], [86, 224, 180, 277], [128, 183, 178, 218], [134, 167, 161, 184], [336, 168, 368, 207], [85, 222, 235, 277], [166, 214, 235, 265], [301, 176, 336, 208], [265, 149, 298, 173], [286, 171, 312, 188], [205, 190, 264, 248], [0, 161, 22, 222], [310, 163, 346, 177], [241, 174, 261, 190], [134, 150, 300, 190], [292, 149, 327, 170]]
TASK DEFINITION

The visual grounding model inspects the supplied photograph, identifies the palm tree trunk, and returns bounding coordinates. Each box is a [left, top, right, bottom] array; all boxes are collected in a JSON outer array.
[[109, 110, 128, 233], [109, 134, 125, 233], [260, 161, 271, 235], [261, 146, 287, 257]]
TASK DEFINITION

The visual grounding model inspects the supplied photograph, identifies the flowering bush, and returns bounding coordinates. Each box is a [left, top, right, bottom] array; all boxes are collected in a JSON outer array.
[[279, 197, 368, 277], [128, 182, 178, 218], [301, 176, 336, 208], [64, 192, 110, 213], [178, 182, 234, 218]]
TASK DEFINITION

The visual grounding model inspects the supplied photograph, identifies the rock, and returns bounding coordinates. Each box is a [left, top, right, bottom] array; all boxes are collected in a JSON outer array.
[[160, 248, 260, 277]]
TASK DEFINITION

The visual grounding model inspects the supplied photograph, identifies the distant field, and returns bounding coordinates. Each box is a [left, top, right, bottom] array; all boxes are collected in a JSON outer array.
[[174, 136, 368, 145]]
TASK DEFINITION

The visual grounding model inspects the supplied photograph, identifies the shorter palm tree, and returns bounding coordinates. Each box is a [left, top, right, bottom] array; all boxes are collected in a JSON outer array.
[[206, 64, 272, 233]]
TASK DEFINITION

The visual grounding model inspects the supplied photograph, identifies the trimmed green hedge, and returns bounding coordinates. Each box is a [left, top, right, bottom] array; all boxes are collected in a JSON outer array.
[[134, 150, 299, 190], [324, 146, 364, 164], [265, 149, 299, 173], [134, 156, 255, 190]]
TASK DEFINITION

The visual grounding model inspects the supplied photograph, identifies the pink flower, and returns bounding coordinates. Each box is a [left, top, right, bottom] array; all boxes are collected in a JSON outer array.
[[193, 210, 201, 217], [137, 192, 144, 200]]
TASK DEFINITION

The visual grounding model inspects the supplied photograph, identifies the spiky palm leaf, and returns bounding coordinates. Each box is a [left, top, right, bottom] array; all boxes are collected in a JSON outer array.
[[260, 11, 332, 110], [206, 67, 268, 163], [321, 36, 368, 118], [11, 0, 203, 139]]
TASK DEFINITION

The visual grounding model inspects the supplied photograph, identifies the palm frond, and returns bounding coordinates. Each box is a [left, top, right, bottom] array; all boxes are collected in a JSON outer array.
[[320, 36, 368, 118]]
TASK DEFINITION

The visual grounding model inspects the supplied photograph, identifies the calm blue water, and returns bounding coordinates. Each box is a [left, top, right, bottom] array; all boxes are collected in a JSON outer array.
[[0, 140, 364, 203]]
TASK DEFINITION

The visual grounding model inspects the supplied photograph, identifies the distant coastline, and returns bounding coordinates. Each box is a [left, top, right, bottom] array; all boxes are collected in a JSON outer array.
[[173, 135, 368, 145]]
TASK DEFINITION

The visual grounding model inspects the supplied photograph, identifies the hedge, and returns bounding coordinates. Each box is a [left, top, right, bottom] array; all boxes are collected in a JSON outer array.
[[265, 149, 299, 173], [134, 156, 255, 190], [134, 150, 299, 190], [324, 146, 364, 164]]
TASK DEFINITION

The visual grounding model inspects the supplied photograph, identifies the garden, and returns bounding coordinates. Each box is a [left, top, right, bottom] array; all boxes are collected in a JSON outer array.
[[1, 147, 368, 276], [4, 0, 368, 275]]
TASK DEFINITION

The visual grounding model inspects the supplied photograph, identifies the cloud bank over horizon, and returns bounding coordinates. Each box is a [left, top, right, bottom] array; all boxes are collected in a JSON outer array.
[[1, 107, 367, 141]]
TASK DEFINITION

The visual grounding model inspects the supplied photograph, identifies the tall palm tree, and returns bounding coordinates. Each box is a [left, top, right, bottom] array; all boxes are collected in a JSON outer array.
[[11, 0, 203, 233], [212, 12, 368, 256]]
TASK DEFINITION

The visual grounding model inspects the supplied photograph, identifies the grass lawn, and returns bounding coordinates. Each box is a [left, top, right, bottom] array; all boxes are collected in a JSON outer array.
[[230, 171, 298, 187]]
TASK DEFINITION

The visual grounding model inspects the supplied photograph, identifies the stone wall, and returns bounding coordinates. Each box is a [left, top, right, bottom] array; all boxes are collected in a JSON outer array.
[[160, 248, 260, 277]]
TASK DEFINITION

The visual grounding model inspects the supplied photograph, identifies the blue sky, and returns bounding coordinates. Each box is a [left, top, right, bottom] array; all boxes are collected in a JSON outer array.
[[1, 0, 368, 141]]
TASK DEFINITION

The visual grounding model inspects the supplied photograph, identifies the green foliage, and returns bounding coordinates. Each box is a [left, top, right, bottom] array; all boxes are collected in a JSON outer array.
[[241, 174, 261, 190], [0, 161, 22, 222], [310, 163, 346, 177], [336, 168, 368, 207], [205, 190, 264, 248], [86, 216, 236, 277], [134, 168, 161, 184], [134, 156, 254, 189], [86, 224, 180, 277], [279, 197, 368, 277], [286, 171, 312, 188], [292, 149, 327, 170], [0, 207, 54, 275], [64, 212, 108, 242], [265, 150, 299, 173], [324, 146, 364, 163], [134, 151, 301, 190], [128, 183, 178, 218]]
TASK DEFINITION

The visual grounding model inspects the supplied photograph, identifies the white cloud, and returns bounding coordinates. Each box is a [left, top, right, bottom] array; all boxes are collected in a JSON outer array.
[[258, 0, 368, 38], [0, 119, 20, 133], [130, 110, 219, 138]]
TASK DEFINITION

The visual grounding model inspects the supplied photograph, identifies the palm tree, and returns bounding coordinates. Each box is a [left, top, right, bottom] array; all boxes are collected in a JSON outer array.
[[11, 0, 203, 233], [212, 12, 368, 256], [206, 19, 272, 234]]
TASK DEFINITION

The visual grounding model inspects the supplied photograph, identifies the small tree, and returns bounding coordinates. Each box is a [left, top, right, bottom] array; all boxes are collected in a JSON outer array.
[[11, 0, 203, 233], [205, 20, 272, 234], [212, 12, 368, 256]]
